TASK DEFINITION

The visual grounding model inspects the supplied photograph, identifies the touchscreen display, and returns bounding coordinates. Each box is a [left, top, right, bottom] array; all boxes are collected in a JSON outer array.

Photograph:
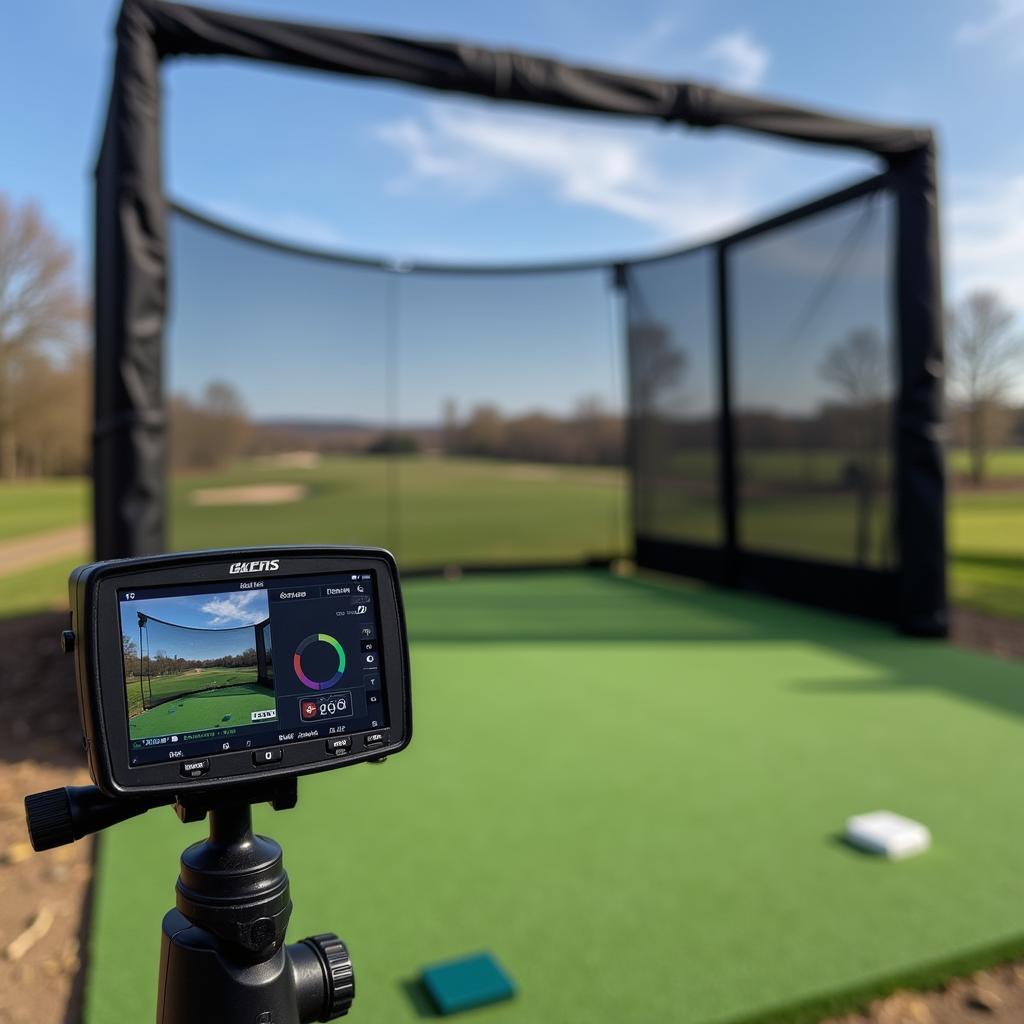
[[118, 571, 386, 767]]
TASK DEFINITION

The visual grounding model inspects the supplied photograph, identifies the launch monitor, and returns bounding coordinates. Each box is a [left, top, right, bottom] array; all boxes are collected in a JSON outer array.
[[66, 546, 412, 797]]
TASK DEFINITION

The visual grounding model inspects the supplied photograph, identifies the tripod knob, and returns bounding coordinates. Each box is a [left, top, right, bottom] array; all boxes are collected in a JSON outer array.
[[24, 788, 75, 851], [302, 934, 355, 1019]]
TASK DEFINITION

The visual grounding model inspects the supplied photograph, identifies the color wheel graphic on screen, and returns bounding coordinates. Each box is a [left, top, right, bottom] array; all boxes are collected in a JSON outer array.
[[293, 633, 347, 691]]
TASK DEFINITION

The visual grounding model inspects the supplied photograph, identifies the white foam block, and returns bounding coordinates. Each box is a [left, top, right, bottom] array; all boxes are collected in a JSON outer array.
[[844, 811, 931, 860]]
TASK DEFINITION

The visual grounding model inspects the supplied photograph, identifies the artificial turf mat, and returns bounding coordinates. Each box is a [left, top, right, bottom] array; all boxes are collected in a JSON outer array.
[[85, 571, 1024, 1023]]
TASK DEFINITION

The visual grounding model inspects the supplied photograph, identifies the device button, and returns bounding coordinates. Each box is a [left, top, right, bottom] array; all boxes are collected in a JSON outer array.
[[253, 748, 283, 766], [180, 758, 210, 778], [363, 732, 385, 748], [60, 629, 75, 654], [326, 737, 351, 756]]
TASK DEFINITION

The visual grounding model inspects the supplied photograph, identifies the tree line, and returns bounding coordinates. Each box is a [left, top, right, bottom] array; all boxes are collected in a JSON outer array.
[[0, 196, 89, 478], [122, 634, 259, 679], [437, 397, 623, 465]]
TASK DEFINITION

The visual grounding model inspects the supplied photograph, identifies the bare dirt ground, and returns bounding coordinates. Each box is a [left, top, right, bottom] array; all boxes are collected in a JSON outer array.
[[0, 526, 88, 578], [826, 966, 1024, 1023], [952, 608, 1024, 662], [0, 611, 92, 1024], [1, 606, 1023, 1024]]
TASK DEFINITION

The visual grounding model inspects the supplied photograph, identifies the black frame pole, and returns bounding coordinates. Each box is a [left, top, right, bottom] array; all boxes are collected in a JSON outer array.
[[892, 142, 947, 636]]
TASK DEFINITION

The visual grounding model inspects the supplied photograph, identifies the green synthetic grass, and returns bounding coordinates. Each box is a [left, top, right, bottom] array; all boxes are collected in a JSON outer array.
[[86, 571, 1024, 1024], [127, 671, 273, 739]]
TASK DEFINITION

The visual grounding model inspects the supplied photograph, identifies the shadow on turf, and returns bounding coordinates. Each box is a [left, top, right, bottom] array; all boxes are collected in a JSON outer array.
[[399, 978, 441, 1018], [827, 832, 892, 860], [405, 570, 878, 645], [407, 570, 1024, 723], [793, 666, 1024, 724]]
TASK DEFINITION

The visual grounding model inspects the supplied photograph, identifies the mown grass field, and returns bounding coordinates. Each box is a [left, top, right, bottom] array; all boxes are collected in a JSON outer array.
[[0, 476, 89, 541], [2, 450, 1024, 619], [169, 455, 627, 562], [126, 666, 260, 715], [127, 670, 274, 739]]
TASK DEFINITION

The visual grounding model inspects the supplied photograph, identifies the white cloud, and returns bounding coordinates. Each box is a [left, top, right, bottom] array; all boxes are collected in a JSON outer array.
[[702, 29, 770, 91], [956, 0, 1024, 50], [200, 591, 266, 627], [947, 174, 1024, 305], [376, 105, 751, 240]]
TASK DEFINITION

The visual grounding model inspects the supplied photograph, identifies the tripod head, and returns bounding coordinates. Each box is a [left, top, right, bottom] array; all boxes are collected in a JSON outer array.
[[25, 778, 355, 1023]]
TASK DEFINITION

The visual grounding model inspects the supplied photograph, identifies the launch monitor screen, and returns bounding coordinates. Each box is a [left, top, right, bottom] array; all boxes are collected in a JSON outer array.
[[118, 571, 387, 768]]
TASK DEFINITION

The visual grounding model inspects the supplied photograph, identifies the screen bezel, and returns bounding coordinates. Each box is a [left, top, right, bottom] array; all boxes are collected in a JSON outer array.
[[76, 548, 411, 795]]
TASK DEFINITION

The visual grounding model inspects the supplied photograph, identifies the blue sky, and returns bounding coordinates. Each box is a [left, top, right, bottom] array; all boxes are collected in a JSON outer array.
[[121, 589, 269, 660], [4, 0, 1024, 418]]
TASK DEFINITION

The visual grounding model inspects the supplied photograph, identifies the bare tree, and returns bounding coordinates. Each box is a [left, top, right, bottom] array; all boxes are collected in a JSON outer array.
[[820, 328, 887, 408], [628, 322, 687, 414], [440, 398, 458, 454], [169, 380, 252, 470], [820, 328, 889, 566], [15, 346, 91, 475], [0, 196, 86, 478], [947, 290, 1023, 485]]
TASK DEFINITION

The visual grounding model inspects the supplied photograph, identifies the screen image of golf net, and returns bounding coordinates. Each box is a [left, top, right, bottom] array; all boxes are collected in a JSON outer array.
[[118, 571, 387, 766]]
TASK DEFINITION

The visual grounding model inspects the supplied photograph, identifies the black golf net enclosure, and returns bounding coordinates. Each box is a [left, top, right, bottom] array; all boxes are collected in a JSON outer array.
[[94, 0, 947, 633], [133, 615, 271, 713]]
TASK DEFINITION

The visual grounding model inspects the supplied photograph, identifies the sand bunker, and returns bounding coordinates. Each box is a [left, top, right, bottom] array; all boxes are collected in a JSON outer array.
[[190, 483, 308, 506], [250, 451, 321, 469]]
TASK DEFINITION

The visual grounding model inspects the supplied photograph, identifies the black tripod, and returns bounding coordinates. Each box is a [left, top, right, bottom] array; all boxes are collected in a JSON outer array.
[[25, 779, 354, 1023]]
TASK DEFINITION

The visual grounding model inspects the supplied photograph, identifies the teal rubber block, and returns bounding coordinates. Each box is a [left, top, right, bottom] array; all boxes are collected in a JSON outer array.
[[420, 952, 516, 1015]]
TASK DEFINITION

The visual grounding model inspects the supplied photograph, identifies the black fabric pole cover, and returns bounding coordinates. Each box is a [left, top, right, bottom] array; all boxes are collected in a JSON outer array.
[[94, 0, 168, 558], [893, 143, 947, 635]]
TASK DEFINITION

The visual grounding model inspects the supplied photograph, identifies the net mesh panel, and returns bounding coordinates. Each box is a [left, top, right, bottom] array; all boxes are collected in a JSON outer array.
[[393, 268, 625, 565], [626, 248, 719, 545], [167, 211, 626, 568], [728, 189, 895, 568], [167, 214, 391, 551], [137, 615, 268, 711]]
